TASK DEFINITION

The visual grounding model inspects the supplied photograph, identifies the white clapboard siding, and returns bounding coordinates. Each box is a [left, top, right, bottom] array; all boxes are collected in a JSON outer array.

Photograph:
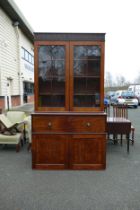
[[0, 7, 34, 100], [0, 8, 19, 96]]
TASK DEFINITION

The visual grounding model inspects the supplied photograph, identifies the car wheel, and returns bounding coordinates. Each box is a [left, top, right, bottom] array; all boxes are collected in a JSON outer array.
[[134, 105, 138, 108]]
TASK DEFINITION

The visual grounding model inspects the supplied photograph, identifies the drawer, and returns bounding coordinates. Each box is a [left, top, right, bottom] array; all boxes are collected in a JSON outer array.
[[32, 114, 106, 133], [69, 116, 106, 132], [32, 115, 70, 132]]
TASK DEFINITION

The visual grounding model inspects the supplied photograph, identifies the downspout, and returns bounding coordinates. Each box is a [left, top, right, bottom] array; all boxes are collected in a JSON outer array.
[[13, 21, 23, 105]]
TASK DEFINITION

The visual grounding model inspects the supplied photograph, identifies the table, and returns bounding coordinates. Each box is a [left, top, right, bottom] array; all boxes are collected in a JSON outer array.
[[107, 117, 131, 153]]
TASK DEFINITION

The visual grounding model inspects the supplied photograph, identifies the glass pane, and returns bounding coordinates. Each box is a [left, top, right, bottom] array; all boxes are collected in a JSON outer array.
[[25, 50, 28, 60], [74, 60, 100, 76], [87, 60, 100, 76], [74, 95, 100, 107], [74, 78, 100, 95], [38, 45, 66, 107], [54, 60, 65, 76], [74, 60, 87, 76], [46, 46, 65, 60], [39, 95, 65, 107], [39, 79, 51, 94], [74, 46, 101, 59], [52, 78, 65, 94], [73, 45, 101, 108]]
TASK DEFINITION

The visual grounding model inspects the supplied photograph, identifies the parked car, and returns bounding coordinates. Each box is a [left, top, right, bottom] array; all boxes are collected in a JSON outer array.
[[121, 91, 138, 108], [111, 90, 138, 108], [105, 91, 115, 99], [110, 90, 125, 105], [128, 85, 140, 105], [104, 97, 110, 106]]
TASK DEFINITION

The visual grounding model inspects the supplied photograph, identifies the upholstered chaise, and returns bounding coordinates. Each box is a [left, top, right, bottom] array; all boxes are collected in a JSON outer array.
[[0, 113, 24, 152]]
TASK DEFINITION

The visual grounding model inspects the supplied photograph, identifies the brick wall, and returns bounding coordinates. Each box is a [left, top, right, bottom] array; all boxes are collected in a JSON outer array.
[[0, 97, 5, 110], [11, 95, 20, 107], [27, 94, 34, 103]]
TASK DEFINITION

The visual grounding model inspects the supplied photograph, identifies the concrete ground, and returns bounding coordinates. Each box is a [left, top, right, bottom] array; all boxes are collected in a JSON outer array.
[[0, 104, 140, 210], [10, 102, 34, 115]]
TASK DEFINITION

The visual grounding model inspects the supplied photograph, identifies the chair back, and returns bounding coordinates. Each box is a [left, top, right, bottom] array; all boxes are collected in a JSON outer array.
[[104, 104, 110, 116], [113, 104, 128, 118], [6, 111, 25, 124]]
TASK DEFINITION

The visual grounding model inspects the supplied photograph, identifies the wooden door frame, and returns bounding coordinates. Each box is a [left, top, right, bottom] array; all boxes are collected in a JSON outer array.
[[34, 41, 69, 112], [69, 41, 105, 112]]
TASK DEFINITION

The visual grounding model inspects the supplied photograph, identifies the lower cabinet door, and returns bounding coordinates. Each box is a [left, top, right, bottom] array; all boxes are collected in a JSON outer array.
[[32, 134, 69, 169], [70, 134, 106, 170]]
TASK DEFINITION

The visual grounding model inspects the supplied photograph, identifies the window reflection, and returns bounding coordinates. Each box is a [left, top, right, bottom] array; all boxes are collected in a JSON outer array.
[[73, 45, 101, 107], [38, 45, 66, 108], [74, 60, 100, 76], [38, 46, 65, 80], [46, 46, 65, 59], [74, 46, 101, 59]]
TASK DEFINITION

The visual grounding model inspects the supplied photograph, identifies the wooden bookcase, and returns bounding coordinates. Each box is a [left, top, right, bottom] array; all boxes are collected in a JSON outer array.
[[32, 33, 106, 170]]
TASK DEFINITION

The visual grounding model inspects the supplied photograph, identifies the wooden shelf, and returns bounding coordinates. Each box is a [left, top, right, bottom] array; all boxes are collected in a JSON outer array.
[[39, 92, 65, 96], [74, 75, 100, 78], [74, 58, 100, 61], [40, 76, 65, 79], [74, 93, 99, 96]]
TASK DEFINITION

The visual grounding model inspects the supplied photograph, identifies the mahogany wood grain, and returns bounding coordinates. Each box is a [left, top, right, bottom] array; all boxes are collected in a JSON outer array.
[[32, 114, 106, 133], [70, 134, 106, 170], [33, 33, 106, 170], [32, 134, 69, 169], [32, 113, 107, 170]]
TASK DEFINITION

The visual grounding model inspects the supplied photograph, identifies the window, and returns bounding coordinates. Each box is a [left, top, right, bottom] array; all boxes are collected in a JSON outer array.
[[21, 47, 34, 65], [24, 82, 34, 94], [25, 50, 28, 60]]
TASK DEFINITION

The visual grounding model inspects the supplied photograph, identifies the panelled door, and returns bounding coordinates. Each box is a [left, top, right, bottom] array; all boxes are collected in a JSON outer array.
[[35, 41, 69, 111], [70, 41, 104, 112]]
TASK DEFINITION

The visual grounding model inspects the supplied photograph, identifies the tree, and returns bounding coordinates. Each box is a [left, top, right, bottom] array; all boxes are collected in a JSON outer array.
[[134, 71, 140, 84], [105, 71, 113, 87], [116, 75, 126, 87]]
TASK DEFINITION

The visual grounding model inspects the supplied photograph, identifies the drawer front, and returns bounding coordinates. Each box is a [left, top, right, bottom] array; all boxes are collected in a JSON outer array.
[[32, 115, 106, 133], [69, 116, 106, 132], [32, 116, 70, 132]]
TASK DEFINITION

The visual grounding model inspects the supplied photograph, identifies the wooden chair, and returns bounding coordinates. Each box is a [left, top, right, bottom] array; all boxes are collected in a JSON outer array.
[[112, 104, 135, 145], [113, 104, 128, 118], [24, 115, 32, 150], [104, 104, 110, 116], [104, 104, 111, 141]]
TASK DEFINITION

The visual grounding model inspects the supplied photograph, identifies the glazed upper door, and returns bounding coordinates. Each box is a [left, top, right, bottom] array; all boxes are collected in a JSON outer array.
[[34, 41, 69, 111], [70, 41, 104, 111]]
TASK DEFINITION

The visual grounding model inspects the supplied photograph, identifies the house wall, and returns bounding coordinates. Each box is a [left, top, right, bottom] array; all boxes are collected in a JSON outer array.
[[0, 8, 19, 97], [0, 7, 34, 109]]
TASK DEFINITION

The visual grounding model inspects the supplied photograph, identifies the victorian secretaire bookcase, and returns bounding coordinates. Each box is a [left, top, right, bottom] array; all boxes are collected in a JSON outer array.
[[32, 33, 106, 170]]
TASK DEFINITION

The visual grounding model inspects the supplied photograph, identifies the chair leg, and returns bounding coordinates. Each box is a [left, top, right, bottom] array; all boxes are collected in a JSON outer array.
[[127, 134, 130, 153], [16, 143, 20, 152], [27, 143, 31, 151], [120, 134, 123, 146], [131, 128, 135, 145], [21, 139, 24, 147], [113, 134, 118, 144]]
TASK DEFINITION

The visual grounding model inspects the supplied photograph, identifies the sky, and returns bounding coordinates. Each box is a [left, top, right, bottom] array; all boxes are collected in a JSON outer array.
[[13, 0, 140, 83]]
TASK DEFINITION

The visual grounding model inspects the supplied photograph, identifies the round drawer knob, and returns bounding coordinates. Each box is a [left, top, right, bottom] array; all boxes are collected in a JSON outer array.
[[86, 122, 91, 127], [48, 122, 52, 128]]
